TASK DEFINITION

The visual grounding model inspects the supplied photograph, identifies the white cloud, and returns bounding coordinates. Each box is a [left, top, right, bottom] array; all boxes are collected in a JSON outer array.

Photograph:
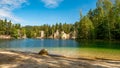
[[41, 0, 63, 8], [0, 9, 23, 23], [0, 0, 28, 23]]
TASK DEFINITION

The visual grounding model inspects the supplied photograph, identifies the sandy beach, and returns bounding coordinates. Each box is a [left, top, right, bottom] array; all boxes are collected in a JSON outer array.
[[0, 50, 120, 68]]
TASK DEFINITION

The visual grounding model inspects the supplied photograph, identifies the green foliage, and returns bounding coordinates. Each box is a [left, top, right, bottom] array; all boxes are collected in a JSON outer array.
[[81, 0, 120, 40], [77, 16, 94, 39], [23, 23, 73, 38], [11, 29, 19, 39]]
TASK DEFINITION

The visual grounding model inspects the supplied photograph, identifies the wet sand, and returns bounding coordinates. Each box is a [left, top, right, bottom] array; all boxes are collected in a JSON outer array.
[[0, 50, 120, 68]]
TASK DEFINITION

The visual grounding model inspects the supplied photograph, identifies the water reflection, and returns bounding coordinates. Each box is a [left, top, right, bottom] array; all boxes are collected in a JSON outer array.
[[0, 39, 80, 58], [78, 40, 120, 49], [0, 39, 120, 58], [0, 39, 79, 48]]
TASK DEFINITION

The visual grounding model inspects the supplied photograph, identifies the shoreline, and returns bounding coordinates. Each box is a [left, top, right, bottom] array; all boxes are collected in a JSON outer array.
[[0, 50, 120, 68]]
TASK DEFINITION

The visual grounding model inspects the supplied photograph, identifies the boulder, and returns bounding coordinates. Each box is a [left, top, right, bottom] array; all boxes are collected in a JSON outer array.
[[38, 49, 48, 55]]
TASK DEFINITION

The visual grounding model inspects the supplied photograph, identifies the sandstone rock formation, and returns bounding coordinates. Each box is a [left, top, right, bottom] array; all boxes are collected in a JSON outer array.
[[61, 31, 70, 39], [53, 30, 60, 39]]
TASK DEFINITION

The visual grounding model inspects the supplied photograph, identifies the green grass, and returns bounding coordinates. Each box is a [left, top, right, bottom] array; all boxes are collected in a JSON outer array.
[[79, 48, 120, 60], [41, 47, 120, 60]]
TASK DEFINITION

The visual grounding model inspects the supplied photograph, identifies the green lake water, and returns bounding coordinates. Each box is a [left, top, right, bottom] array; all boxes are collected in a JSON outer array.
[[0, 39, 120, 60]]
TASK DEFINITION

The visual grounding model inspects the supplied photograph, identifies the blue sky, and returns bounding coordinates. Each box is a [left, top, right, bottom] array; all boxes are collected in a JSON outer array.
[[0, 0, 97, 26]]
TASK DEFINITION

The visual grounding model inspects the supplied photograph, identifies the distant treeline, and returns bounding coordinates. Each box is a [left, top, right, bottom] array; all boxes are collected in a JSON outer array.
[[0, 19, 74, 38], [0, 19, 24, 39], [24, 23, 74, 38], [0, 0, 120, 40]]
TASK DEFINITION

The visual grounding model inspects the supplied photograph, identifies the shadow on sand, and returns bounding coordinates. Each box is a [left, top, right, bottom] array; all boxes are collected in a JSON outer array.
[[0, 50, 119, 68]]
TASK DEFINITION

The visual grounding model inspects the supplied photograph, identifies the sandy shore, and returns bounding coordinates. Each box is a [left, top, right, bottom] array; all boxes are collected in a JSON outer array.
[[0, 50, 120, 68]]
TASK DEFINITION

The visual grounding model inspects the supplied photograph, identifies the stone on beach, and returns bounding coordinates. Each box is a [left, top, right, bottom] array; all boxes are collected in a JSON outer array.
[[38, 49, 48, 55]]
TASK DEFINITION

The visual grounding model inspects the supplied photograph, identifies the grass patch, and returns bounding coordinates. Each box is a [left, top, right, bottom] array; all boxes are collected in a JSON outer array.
[[79, 48, 120, 60]]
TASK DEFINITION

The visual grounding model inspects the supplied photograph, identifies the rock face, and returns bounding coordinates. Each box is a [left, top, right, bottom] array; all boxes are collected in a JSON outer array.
[[37, 30, 77, 40], [53, 30, 60, 39], [0, 35, 11, 39], [22, 34, 27, 39], [70, 31, 77, 39], [38, 49, 48, 55], [61, 31, 70, 39], [40, 31, 45, 39]]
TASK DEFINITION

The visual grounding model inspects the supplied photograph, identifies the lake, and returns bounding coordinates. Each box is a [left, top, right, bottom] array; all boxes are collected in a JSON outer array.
[[0, 39, 120, 60]]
